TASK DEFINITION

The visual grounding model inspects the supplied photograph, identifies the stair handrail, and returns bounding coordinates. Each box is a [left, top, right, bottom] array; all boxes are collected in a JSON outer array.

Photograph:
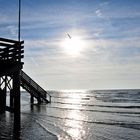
[[20, 70, 51, 102]]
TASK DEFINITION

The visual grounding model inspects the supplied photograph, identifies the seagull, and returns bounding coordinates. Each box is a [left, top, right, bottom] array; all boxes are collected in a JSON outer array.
[[67, 33, 72, 39]]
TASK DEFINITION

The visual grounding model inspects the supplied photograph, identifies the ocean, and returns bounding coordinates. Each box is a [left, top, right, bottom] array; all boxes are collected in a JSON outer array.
[[0, 89, 140, 140]]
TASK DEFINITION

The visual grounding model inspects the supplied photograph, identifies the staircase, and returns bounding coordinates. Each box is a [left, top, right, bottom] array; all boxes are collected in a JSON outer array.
[[20, 70, 51, 103]]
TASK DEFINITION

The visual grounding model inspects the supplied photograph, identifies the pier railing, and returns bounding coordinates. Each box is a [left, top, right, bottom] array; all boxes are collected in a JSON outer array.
[[0, 38, 24, 62], [0, 37, 51, 104], [20, 70, 51, 103]]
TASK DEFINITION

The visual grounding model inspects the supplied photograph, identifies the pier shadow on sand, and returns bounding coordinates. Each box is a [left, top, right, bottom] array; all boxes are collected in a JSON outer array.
[[0, 105, 58, 140]]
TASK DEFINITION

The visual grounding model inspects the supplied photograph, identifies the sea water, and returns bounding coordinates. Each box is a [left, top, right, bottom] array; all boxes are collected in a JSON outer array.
[[0, 89, 140, 140]]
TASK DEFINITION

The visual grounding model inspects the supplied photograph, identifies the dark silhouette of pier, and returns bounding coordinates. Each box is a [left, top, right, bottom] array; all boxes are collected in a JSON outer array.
[[0, 37, 51, 136], [0, 1, 53, 139]]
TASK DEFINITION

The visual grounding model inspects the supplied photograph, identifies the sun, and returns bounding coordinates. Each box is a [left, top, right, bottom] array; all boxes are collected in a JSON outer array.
[[61, 36, 85, 57]]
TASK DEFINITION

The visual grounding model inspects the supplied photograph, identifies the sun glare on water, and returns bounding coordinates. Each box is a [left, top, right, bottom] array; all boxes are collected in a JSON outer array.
[[61, 36, 85, 57]]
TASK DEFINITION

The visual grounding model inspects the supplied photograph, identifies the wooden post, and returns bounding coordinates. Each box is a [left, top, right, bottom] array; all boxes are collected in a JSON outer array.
[[50, 95, 51, 103], [30, 95, 34, 104], [37, 98, 41, 105], [10, 89, 14, 108], [0, 88, 6, 112], [13, 70, 21, 130]]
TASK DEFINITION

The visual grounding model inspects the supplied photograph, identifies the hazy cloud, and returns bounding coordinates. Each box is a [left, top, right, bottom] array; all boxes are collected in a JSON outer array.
[[1, 0, 140, 89]]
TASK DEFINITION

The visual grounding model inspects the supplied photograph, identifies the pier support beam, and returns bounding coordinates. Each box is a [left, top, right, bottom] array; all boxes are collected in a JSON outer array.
[[37, 98, 41, 105], [10, 89, 14, 108], [13, 71, 21, 130], [30, 95, 34, 104], [0, 88, 6, 112]]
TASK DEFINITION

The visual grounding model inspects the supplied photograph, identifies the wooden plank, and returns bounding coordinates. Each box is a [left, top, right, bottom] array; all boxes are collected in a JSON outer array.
[[9, 47, 24, 52], [0, 42, 14, 47], [0, 53, 24, 60], [0, 42, 24, 47], [0, 47, 24, 55]]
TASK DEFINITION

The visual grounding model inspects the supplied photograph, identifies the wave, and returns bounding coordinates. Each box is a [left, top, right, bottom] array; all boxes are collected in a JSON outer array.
[[52, 96, 90, 100], [51, 91, 140, 103], [22, 112, 140, 131], [37, 119, 73, 140], [35, 120, 58, 140], [44, 114, 140, 130], [51, 101, 140, 109], [47, 106, 140, 115]]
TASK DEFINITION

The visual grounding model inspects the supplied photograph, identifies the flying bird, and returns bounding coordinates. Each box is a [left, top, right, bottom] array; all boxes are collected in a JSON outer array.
[[67, 33, 72, 39]]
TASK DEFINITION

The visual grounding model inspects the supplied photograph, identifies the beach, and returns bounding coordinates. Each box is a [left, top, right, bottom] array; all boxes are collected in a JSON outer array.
[[0, 89, 140, 140]]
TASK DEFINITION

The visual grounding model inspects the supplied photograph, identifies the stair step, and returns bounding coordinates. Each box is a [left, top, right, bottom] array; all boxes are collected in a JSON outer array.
[[20, 70, 51, 103]]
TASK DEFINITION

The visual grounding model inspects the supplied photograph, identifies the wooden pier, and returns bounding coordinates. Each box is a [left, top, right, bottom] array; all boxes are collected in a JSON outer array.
[[0, 37, 51, 114]]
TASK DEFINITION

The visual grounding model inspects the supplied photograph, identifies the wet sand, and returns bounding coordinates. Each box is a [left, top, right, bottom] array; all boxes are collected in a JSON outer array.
[[0, 112, 58, 140], [21, 118, 58, 140]]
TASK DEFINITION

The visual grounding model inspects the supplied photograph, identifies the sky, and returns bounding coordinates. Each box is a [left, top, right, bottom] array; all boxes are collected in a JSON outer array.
[[0, 0, 140, 90]]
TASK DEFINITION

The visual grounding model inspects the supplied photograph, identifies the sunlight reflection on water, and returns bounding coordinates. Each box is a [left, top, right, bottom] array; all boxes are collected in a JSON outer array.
[[65, 110, 85, 139], [1, 90, 140, 140], [63, 92, 86, 139]]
